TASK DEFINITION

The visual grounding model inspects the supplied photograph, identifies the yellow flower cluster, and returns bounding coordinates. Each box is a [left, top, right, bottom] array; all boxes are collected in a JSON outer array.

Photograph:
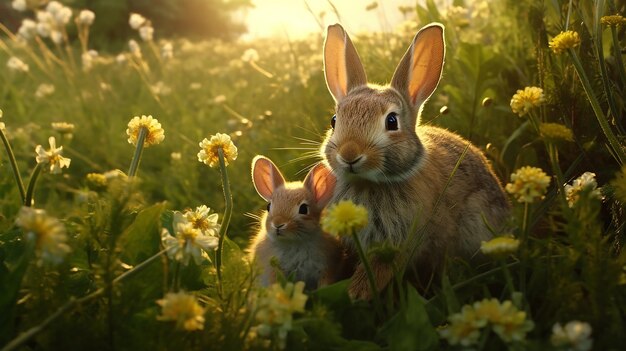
[[480, 236, 520, 258], [157, 291, 205, 331], [551, 320, 593, 351], [51, 122, 75, 134], [505, 166, 551, 203], [197, 133, 238, 167], [439, 298, 534, 346], [549, 31, 581, 54], [161, 211, 219, 265], [126, 115, 165, 147], [254, 282, 308, 349], [15, 206, 70, 265], [510, 86, 545, 117], [601, 15, 626, 27], [564, 172, 602, 208], [539, 123, 574, 142], [321, 200, 369, 237], [35, 136, 71, 174]]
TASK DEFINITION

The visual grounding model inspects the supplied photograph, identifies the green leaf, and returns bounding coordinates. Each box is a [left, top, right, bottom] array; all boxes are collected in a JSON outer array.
[[380, 286, 439, 351], [441, 272, 460, 315], [118, 202, 166, 264]]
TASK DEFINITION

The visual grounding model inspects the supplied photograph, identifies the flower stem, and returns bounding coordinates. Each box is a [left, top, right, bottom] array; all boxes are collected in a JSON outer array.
[[499, 259, 516, 298], [0, 127, 26, 203], [1, 248, 167, 351], [351, 230, 383, 317], [24, 164, 42, 207], [568, 49, 626, 165], [215, 148, 233, 293], [519, 203, 529, 306], [127, 127, 147, 177]]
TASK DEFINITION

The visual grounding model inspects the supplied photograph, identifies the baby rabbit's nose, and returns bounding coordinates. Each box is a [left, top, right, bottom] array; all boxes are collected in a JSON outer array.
[[271, 222, 286, 229]]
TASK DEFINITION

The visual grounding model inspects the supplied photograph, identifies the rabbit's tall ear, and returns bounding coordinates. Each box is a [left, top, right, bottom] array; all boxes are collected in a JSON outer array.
[[391, 23, 445, 109], [304, 163, 336, 208], [252, 156, 286, 201], [324, 24, 367, 102]]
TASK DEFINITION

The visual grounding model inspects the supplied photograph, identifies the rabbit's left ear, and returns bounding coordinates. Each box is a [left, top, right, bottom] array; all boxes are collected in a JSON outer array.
[[324, 24, 368, 102], [304, 163, 336, 208], [391, 23, 445, 109]]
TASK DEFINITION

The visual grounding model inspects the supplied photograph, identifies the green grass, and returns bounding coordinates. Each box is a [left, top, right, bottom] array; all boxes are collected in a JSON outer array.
[[1, 0, 626, 350]]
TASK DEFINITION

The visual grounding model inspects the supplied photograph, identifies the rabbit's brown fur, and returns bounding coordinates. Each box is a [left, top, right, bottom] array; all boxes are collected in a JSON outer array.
[[321, 24, 510, 299]]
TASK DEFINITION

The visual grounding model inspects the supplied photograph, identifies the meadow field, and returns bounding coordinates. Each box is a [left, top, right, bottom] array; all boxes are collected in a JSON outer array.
[[1, 0, 626, 350]]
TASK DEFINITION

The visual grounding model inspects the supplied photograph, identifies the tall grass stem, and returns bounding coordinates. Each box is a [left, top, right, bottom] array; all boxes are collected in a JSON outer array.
[[215, 148, 233, 293], [24, 164, 42, 207], [0, 127, 26, 202], [128, 127, 148, 177]]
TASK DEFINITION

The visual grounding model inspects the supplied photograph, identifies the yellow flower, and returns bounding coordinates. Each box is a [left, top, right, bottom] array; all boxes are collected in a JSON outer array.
[[439, 305, 486, 346], [15, 206, 70, 265], [86, 173, 108, 189], [473, 299, 534, 343], [51, 122, 74, 134], [321, 200, 368, 237], [564, 172, 602, 208], [480, 236, 520, 258], [255, 281, 308, 347], [157, 291, 205, 331], [183, 205, 220, 236], [161, 212, 218, 265], [126, 115, 165, 147], [505, 166, 551, 203], [510, 86, 545, 117], [611, 165, 626, 203], [549, 31, 581, 54], [35, 136, 71, 174], [539, 123, 574, 142], [197, 133, 238, 167], [601, 15, 626, 27], [551, 320, 593, 351]]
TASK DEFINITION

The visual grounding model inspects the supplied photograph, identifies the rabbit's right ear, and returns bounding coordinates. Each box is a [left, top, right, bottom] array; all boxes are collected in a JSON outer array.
[[252, 156, 286, 201], [304, 163, 336, 208], [324, 24, 367, 102]]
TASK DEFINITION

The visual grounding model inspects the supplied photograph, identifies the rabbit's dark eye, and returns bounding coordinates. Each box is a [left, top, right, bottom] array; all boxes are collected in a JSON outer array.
[[298, 203, 309, 214], [331, 115, 336, 129], [267, 202, 271, 212], [386, 113, 399, 131]]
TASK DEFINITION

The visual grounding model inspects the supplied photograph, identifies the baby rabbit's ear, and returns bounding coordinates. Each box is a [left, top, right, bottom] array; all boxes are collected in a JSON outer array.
[[252, 156, 286, 201], [324, 24, 367, 102], [391, 23, 445, 110], [304, 163, 336, 208]]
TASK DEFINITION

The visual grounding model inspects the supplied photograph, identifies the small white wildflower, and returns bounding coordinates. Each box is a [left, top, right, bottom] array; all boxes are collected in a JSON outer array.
[[17, 19, 37, 41], [77, 9, 95, 26], [139, 25, 154, 42], [564, 172, 602, 207], [35, 136, 71, 174], [46, 1, 63, 15], [161, 42, 173, 60], [115, 53, 127, 64], [53, 6, 72, 25], [213, 95, 226, 104], [241, 48, 259, 62], [36, 20, 52, 38], [7, 57, 29, 72], [35, 84, 55, 99], [50, 31, 64, 44], [128, 39, 141, 57], [12, 0, 27, 12], [129, 13, 146, 30], [81, 50, 98, 71]]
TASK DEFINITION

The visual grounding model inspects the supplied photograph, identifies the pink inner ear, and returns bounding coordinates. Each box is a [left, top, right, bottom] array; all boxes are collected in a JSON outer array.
[[306, 164, 336, 207], [253, 157, 284, 201]]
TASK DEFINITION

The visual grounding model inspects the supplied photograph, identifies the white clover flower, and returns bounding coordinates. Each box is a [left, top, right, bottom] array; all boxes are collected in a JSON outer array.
[[551, 321, 593, 351], [77, 9, 95, 26], [129, 13, 146, 30], [53, 6, 72, 25], [17, 19, 37, 41], [46, 1, 63, 15], [564, 172, 602, 207], [12, 0, 27, 11], [139, 25, 154, 42], [7, 57, 29, 72], [35, 84, 55, 99], [115, 53, 127, 64], [128, 39, 141, 57]]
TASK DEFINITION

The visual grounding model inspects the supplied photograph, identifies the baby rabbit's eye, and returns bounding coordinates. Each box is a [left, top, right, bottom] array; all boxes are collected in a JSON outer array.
[[298, 203, 309, 214], [331, 115, 336, 129], [386, 112, 399, 131], [267, 202, 271, 212]]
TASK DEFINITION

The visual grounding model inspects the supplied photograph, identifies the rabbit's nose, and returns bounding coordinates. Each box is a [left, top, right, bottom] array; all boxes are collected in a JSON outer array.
[[271, 222, 286, 229], [337, 142, 363, 165]]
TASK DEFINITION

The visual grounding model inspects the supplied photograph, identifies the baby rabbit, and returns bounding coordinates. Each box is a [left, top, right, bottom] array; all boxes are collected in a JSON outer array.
[[248, 156, 343, 290], [321, 23, 510, 299]]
